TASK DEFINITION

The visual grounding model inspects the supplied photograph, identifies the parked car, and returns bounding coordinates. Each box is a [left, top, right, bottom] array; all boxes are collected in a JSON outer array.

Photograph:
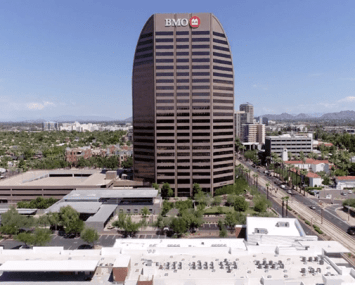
[[64, 233, 76, 239], [347, 227, 355, 236], [309, 205, 316, 210], [348, 190, 353, 194], [287, 190, 293, 195], [341, 192, 347, 196], [77, 244, 92, 249]]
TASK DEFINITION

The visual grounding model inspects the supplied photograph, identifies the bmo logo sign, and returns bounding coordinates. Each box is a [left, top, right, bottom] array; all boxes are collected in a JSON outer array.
[[189, 16, 200, 28], [165, 16, 201, 28]]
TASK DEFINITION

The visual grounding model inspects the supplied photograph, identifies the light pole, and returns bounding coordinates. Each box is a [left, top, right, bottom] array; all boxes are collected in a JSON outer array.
[[266, 183, 270, 200]]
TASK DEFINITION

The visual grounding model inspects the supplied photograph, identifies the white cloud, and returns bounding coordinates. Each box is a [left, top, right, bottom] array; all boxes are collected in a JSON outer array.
[[26, 101, 55, 110], [338, 96, 355, 103], [317, 102, 337, 108]]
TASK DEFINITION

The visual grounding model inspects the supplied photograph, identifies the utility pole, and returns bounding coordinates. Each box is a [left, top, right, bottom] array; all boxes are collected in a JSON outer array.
[[285, 199, 288, 217], [282, 200, 284, 217]]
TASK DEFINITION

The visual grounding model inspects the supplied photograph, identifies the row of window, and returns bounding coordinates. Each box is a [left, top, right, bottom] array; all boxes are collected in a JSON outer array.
[[155, 176, 233, 185], [156, 51, 210, 56], [155, 125, 233, 130], [156, 92, 233, 97], [156, 97, 233, 103], [154, 31, 225, 37], [156, 169, 233, 177], [156, 112, 233, 117], [156, 72, 233, 78], [155, 65, 232, 72], [156, 105, 233, 109]]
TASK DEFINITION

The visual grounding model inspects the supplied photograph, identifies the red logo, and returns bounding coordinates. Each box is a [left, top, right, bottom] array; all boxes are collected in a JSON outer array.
[[189, 16, 201, 28]]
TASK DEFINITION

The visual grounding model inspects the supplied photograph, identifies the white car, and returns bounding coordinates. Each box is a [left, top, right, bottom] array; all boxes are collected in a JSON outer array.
[[348, 190, 353, 194], [280, 185, 286, 189]]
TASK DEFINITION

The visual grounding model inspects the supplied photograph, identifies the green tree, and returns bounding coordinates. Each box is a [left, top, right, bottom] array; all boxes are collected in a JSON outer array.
[[254, 199, 268, 213], [193, 183, 202, 196], [80, 227, 99, 247], [234, 196, 249, 212], [47, 212, 61, 231], [15, 228, 51, 247], [0, 206, 33, 235], [152, 183, 159, 190], [212, 196, 222, 206], [112, 213, 142, 237], [59, 206, 84, 235], [15, 232, 34, 247], [161, 182, 173, 199], [141, 207, 150, 218], [161, 201, 174, 216], [226, 194, 236, 206], [219, 228, 227, 238], [170, 217, 188, 236], [121, 156, 133, 168], [32, 228, 52, 246]]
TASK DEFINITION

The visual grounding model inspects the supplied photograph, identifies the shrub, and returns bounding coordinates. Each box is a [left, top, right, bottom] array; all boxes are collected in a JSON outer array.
[[343, 199, 355, 208], [313, 225, 323, 234], [305, 220, 311, 226], [234, 196, 249, 212], [175, 200, 193, 212]]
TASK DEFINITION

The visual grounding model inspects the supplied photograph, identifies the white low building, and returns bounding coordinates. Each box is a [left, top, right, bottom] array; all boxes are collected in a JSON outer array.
[[0, 218, 354, 284], [307, 172, 323, 187], [335, 176, 355, 190], [284, 159, 331, 174]]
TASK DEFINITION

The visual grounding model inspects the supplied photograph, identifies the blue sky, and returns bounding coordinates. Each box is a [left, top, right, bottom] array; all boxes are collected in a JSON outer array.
[[0, 0, 355, 121]]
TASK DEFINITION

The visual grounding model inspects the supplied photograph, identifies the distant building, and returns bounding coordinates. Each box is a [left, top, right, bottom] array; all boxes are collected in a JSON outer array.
[[42, 121, 58, 131], [265, 133, 313, 157], [242, 123, 265, 144], [234, 111, 245, 139], [284, 159, 331, 174], [335, 176, 355, 190], [237, 103, 254, 141], [65, 146, 92, 164], [239, 103, 254, 123], [257, 116, 268, 126]]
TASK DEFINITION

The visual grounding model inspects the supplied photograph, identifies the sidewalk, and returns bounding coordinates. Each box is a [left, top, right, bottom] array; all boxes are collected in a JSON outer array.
[[336, 208, 355, 226]]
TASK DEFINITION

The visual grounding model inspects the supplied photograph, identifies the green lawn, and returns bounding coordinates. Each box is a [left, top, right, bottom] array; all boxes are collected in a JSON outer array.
[[204, 206, 234, 214]]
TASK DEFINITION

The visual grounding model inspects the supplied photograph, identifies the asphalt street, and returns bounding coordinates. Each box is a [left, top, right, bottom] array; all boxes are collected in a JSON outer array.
[[240, 160, 354, 239]]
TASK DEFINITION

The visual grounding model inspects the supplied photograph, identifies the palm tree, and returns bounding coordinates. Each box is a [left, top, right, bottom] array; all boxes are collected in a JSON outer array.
[[300, 169, 308, 196], [282, 196, 290, 217], [252, 173, 257, 186], [287, 151, 293, 161], [266, 182, 270, 200], [245, 169, 251, 183]]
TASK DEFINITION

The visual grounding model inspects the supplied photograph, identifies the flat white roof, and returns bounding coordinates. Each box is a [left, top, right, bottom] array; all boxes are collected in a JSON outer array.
[[299, 241, 350, 253], [113, 255, 131, 267], [247, 217, 304, 237], [64, 188, 158, 200], [0, 260, 100, 272]]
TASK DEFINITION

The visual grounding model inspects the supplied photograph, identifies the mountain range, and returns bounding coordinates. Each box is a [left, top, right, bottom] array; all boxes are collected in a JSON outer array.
[[261, 110, 355, 121]]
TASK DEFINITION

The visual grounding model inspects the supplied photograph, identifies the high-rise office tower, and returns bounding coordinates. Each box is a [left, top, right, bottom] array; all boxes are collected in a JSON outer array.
[[132, 13, 235, 196], [239, 103, 254, 124], [234, 111, 245, 139]]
